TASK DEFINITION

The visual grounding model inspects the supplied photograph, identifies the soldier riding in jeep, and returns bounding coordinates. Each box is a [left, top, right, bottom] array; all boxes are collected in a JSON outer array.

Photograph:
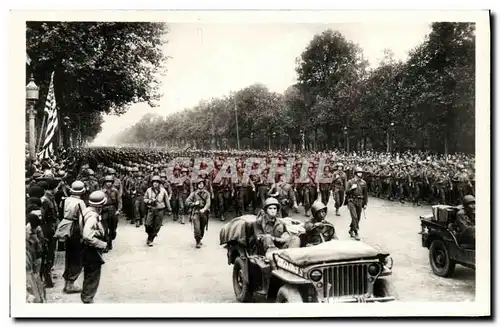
[[219, 198, 396, 303]]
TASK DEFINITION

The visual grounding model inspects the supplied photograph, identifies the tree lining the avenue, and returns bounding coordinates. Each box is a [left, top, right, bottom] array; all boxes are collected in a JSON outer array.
[[26, 21, 168, 147], [112, 22, 475, 154], [26, 22, 474, 154]]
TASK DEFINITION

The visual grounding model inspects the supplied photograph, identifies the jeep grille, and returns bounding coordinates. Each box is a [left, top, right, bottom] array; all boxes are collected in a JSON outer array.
[[322, 263, 369, 297]]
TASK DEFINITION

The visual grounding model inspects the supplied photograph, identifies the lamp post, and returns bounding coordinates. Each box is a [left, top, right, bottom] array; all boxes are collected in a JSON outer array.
[[272, 132, 277, 150], [343, 126, 349, 152], [26, 74, 39, 159], [63, 115, 70, 147], [250, 132, 254, 149]]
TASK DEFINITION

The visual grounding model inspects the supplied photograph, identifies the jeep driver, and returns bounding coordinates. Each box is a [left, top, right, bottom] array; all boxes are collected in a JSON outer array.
[[254, 197, 301, 254], [454, 195, 475, 248], [304, 201, 337, 246]]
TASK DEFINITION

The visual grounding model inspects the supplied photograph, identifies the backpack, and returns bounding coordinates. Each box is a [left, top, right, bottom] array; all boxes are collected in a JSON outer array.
[[54, 200, 84, 242]]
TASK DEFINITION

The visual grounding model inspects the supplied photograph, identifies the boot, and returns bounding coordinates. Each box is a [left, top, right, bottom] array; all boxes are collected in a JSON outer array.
[[349, 230, 355, 238], [44, 272, 54, 288], [63, 281, 82, 294], [180, 215, 185, 224], [220, 215, 225, 222], [305, 210, 310, 217], [354, 231, 361, 241], [335, 208, 340, 216], [195, 240, 201, 248], [136, 220, 141, 227]]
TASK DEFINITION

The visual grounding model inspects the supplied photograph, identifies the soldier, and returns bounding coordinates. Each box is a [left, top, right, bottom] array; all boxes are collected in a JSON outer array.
[[56, 180, 86, 294], [345, 167, 368, 241], [304, 202, 337, 246], [122, 167, 135, 220], [332, 163, 347, 216], [268, 174, 297, 218], [257, 167, 272, 210], [144, 176, 171, 246], [248, 163, 261, 214], [159, 172, 173, 206], [211, 162, 225, 221], [214, 166, 233, 222], [301, 166, 318, 217], [179, 167, 193, 223], [81, 191, 108, 304], [186, 179, 211, 248], [253, 197, 301, 255], [170, 165, 184, 223], [319, 165, 332, 206], [133, 172, 149, 227], [233, 165, 255, 216], [101, 175, 121, 251], [39, 179, 59, 288], [455, 195, 475, 247], [409, 162, 422, 206], [108, 168, 123, 206], [435, 166, 451, 205], [453, 164, 474, 204], [293, 161, 304, 207], [85, 169, 100, 194]]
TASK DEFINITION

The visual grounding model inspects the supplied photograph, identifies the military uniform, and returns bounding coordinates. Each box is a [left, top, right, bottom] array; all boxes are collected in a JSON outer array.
[[345, 168, 368, 240], [40, 189, 58, 288], [332, 166, 347, 215], [319, 168, 332, 206], [186, 184, 211, 248], [81, 206, 107, 304], [144, 178, 171, 246], [101, 184, 121, 250], [268, 180, 296, 218]]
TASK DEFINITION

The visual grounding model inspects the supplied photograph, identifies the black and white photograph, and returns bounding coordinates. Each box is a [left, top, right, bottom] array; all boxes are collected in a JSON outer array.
[[10, 9, 490, 318]]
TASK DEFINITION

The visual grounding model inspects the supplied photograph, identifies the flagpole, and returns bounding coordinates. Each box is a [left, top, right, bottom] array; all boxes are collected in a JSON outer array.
[[36, 114, 46, 154]]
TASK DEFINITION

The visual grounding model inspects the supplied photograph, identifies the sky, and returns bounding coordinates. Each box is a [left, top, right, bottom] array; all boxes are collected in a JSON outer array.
[[92, 22, 431, 145]]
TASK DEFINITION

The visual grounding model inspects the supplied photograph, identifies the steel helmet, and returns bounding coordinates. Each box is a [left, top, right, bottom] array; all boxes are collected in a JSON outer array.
[[108, 168, 116, 174], [355, 167, 363, 173], [311, 201, 327, 216], [463, 195, 475, 205], [263, 197, 280, 209], [87, 169, 95, 176], [151, 175, 162, 183], [89, 190, 107, 207], [70, 181, 85, 195], [104, 175, 114, 183]]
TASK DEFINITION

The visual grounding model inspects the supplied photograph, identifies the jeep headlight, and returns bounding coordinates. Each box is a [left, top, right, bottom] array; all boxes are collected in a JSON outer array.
[[309, 269, 323, 282], [368, 263, 381, 276], [383, 256, 393, 270]]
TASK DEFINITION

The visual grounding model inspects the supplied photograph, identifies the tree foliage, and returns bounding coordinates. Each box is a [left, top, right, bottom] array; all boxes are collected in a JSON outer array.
[[26, 22, 168, 145], [112, 24, 476, 154]]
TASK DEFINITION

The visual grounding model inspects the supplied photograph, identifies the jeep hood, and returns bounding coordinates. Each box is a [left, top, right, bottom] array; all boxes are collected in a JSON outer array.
[[278, 240, 382, 267]]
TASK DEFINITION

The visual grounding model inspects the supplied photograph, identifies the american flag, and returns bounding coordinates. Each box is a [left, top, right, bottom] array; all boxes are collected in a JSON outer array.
[[37, 72, 58, 160]]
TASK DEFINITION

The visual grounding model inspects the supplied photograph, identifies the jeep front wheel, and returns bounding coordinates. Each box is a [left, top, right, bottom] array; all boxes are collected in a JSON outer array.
[[233, 257, 253, 302], [373, 278, 398, 299], [276, 285, 303, 303], [429, 239, 456, 277]]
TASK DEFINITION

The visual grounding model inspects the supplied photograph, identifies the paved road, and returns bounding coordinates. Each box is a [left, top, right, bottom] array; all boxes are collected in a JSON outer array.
[[47, 197, 475, 303]]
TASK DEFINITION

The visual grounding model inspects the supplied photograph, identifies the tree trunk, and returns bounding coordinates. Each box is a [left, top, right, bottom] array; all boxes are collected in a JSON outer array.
[[314, 128, 318, 151]]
